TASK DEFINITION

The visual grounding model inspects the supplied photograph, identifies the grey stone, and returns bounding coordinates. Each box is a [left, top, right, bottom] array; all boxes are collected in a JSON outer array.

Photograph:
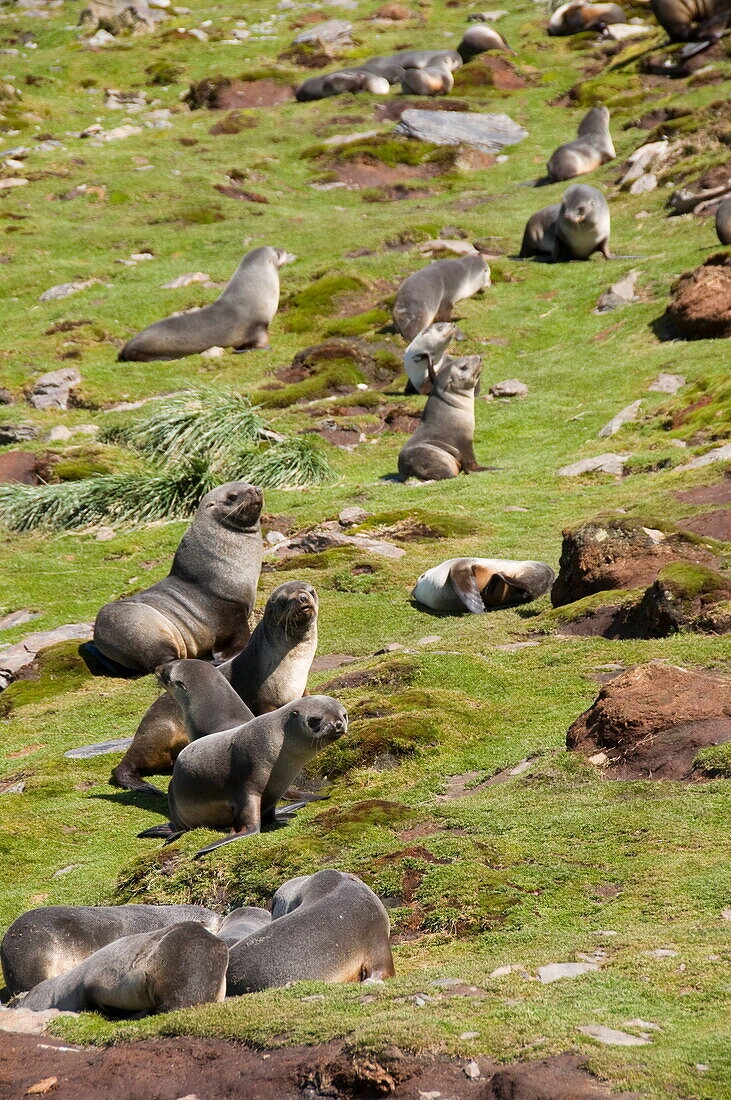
[[464, 1060, 481, 1080], [293, 19, 352, 46], [597, 399, 642, 438], [538, 962, 599, 983], [46, 425, 73, 442], [594, 271, 639, 314], [0, 781, 25, 795], [577, 1025, 651, 1046], [39, 280, 97, 302], [338, 505, 369, 527], [417, 635, 442, 645], [558, 453, 628, 477], [489, 378, 528, 398], [64, 737, 132, 759], [29, 368, 82, 411], [648, 372, 685, 394], [395, 109, 527, 154], [676, 441, 731, 472], [0, 622, 93, 684], [0, 388, 13, 405], [0, 424, 38, 445], [0, 1006, 79, 1034], [266, 530, 286, 545], [0, 609, 40, 631]]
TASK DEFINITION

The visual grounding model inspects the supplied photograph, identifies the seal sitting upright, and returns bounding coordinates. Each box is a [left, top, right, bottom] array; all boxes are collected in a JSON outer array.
[[119, 246, 293, 361], [110, 581, 318, 793], [92, 482, 263, 675], [226, 870, 395, 994], [392, 254, 490, 342], [412, 558, 556, 614], [398, 355, 485, 481], [519, 184, 612, 261]]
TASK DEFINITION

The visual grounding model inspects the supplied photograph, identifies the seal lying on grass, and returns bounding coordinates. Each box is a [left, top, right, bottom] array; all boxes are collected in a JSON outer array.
[[547, 106, 616, 182], [412, 558, 556, 613]]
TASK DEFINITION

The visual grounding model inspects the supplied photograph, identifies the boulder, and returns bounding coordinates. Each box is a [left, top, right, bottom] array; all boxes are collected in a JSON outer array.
[[394, 109, 527, 154], [597, 400, 642, 438], [293, 19, 352, 47], [489, 379, 528, 398], [594, 271, 638, 314], [0, 424, 38, 445], [78, 0, 164, 35], [567, 663, 731, 780], [551, 517, 718, 607], [624, 563, 731, 637], [665, 253, 731, 340], [28, 368, 81, 411], [557, 453, 627, 478]]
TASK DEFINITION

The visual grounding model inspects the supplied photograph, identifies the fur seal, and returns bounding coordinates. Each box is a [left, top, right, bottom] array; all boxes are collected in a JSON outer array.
[[92, 482, 263, 677], [412, 558, 556, 614], [548, 2, 626, 34], [295, 70, 389, 101], [393, 255, 490, 342], [398, 354, 484, 481], [358, 49, 462, 84], [547, 106, 616, 182], [139, 695, 347, 855], [401, 63, 454, 96], [217, 907, 272, 946], [19, 923, 228, 1016], [118, 247, 293, 361], [651, 0, 731, 40], [1, 903, 220, 995], [404, 322, 455, 394], [519, 184, 611, 260], [717, 196, 731, 244], [226, 870, 395, 994], [111, 581, 318, 794], [457, 24, 515, 60]]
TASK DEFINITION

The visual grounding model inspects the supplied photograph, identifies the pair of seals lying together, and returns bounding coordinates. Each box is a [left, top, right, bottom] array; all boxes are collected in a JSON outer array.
[[2, 871, 395, 1016]]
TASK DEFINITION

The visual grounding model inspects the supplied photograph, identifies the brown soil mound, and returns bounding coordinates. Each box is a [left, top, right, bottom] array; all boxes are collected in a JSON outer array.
[[665, 253, 731, 340], [334, 159, 439, 190], [676, 476, 731, 506], [567, 663, 731, 780], [678, 509, 731, 541], [0, 450, 47, 485], [375, 98, 473, 122], [185, 77, 293, 110], [551, 518, 718, 607], [455, 56, 528, 91]]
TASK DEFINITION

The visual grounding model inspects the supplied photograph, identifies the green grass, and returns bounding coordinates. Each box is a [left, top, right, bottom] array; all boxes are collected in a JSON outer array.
[[0, 0, 730, 1095]]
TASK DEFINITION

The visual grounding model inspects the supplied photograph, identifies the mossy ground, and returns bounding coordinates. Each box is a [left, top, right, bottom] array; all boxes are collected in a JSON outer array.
[[0, 0, 730, 1096]]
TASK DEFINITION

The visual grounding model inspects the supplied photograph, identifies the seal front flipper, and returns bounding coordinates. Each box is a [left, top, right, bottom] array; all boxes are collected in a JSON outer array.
[[449, 562, 487, 614], [193, 825, 260, 858]]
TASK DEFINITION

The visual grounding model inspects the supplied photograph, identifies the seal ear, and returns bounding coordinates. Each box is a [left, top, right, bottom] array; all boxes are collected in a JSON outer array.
[[449, 562, 486, 614]]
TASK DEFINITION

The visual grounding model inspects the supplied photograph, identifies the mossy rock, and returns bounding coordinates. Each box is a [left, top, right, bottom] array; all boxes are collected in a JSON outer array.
[[267, 544, 366, 571], [254, 360, 366, 408], [657, 561, 729, 604], [312, 711, 440, 778], [693, 742, 731, 778], [538, 587, 641, 632], [570, 72, 644, 108], [352, 508, 480, 540], [0, 640, 93, 718], [282, 274, 368, 333], [660, 371, 731, 443]]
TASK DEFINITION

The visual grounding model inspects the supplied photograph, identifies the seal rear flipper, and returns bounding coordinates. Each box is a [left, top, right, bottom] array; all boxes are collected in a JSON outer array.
[[193, 826, 259, 858], [79, 642, 144, 679], [449, 562, 487, 614], [110, 764, 166, 796], [282, 786, 330, 802], [138, 822, 182, 839]]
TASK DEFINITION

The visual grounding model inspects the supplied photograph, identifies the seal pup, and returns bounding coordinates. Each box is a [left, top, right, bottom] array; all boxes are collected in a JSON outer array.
[[111, 581, 318, 794], [295, 70, 389, 101], [19, 923, 228, 1016], [92, 482, 263, 677], [547, 106, 616, 182], [548, 2, 626, 34], [226, 870, 395, 994], [404, 322, 456, 394], [1, 903, 220, 995], [358, 49, 462, 84], [398, 354, 484, 481], [651, 0, 731, 41], [519, 184, 612, 260], [716, 196, 731, 244], [393, 255, 490, 342], [138, 695, 347, 855], [401, 63, 454, 96], [412, 558, 557, 614], [119, 247, 293, 361], [216, 907, 272, 946], [457, 24, 516, 60]]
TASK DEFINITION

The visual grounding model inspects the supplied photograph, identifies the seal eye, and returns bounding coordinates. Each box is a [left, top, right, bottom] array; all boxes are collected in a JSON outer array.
[[225, 492, 240, 504], [307, 716, 322, 730]]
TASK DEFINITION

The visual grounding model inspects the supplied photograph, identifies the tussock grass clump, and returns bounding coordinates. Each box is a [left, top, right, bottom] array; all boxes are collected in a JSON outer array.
[[244, 435, 337, 490]]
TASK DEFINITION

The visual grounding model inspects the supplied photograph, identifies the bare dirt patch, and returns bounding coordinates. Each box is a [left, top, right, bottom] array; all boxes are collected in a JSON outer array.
[[665, 252, 731, 340], [676, 477, 731, 507], [185, 78, 294, 110], [677, 508, 731, 541], [375, 98, 473, 122], [0, 450, 48, 486], [333, 159, 439, 191]]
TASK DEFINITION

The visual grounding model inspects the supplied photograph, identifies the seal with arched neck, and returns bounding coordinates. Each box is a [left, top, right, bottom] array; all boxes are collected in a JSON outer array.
[[226, 870, 395, 995], [548, 2, 626, 34], [398, 354, 484, 481], [401, 63, 454, 96], [520, 184, 612, 260], [393, 254, 490, 342], [412, 558, 557, 614], [651, 0, 731, 40], [216, 907, 272, 946], [118, 246, 294, 361], [92, 482, 263, 676], [717, 196, 731, 244], [19, 923, 228, 1017], [547, 106, 616, 182], [404, 322, 456, 394], [138, 695, 347, 856], [457, 24, 515, 60], [1, 903, 220, 995], [110, 581, 318, 795]]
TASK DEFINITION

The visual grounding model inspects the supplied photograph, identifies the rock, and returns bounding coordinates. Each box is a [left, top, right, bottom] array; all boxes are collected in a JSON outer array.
[[293, 18, 352, 46], [550, 516, 718, 607], [648, 372, 685, 394], [594, 272, 639, 314], [0, 609, 40, 630], [39, 280, 97, 302], [97, 124, 143, 143], [644, 948, 678, 958], [28, 368, 82, 411], [489, 379, 528, 398], [625, 563, 731, 637], [0, 177, 28, 190], [86, 27, 120, 44], [64, 737, 134, 759], [0, 451, 46, 486], [597, 399, 642, 438], [0, 388, 12, 405], [200, 346, 225, 359], [538, 962, 599, 983], [161, 271, 210, 289], [464, 1060, 481, 1080], [629, 172, 657, 194], [46, 425, 73, 442], [266, 530, 286, 545], [418, 239, 478, 257], [417, 635, 442, 645], [666, 253, 731, 340], [0, 1007, 78, 1035], [567, 663, 731, 780], [558, 453, 627, 478], [269, 529, 405, 561], [0, 781, 25, 795], [79, 0, 165, 35], [0, 622, 93, 685], [0, 424, 38, 445], [676, 441, 731, 472], [602, 21, 653, 38], [577, 1025, 650, 1046], [394, 109, 528, 154], [469, 10, 509, 20], [338, 505, 369, 527]]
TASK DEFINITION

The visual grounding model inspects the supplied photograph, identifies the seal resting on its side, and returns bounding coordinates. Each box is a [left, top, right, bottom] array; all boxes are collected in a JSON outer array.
[[519, 184, 612, 260], [226, 870, 395, 994], [401, 63, 454, 95], [651, 0, 731, 40], [393, 254, 490, 342], [1, 903, 220, 995], [216, 907, 272, 946], [548, 1, 626, 34], [412, 558, 556, 614], [19, 923, 228, 1016], [138, 694, 347, 855], [398, 354, 484, 481], [547, 106, 616, 182], [295, 70, 389, 100], [119, 246, 293, 361], [110, 581, 318, 794], [92, 482, 263, 675]]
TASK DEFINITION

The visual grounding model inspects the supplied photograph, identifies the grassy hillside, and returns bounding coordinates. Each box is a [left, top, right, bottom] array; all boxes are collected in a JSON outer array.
[[0, 0, 730, 1096]]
